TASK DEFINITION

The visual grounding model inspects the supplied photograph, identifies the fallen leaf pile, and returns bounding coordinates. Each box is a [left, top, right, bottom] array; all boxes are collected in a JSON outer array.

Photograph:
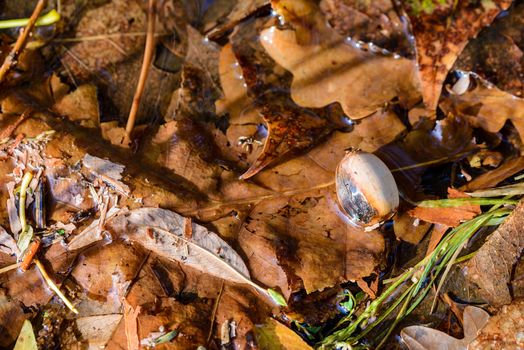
[[0, 0, 524, 348]]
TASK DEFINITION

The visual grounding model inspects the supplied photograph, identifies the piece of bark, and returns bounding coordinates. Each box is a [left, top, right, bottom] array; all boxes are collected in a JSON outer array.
[[465, 200, 524, 306]]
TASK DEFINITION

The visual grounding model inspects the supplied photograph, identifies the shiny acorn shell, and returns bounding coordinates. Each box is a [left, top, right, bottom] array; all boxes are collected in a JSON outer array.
[[336, 150, 399, 227]]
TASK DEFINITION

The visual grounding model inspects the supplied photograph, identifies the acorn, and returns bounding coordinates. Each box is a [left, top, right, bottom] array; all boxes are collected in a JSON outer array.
[[336, 150, 399, 227]]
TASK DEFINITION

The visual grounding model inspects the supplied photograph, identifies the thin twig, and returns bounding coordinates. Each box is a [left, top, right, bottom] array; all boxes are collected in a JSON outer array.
[[0, 0, 47, 84], [207, 281, 224, 344], [123, 0, 156, 146]]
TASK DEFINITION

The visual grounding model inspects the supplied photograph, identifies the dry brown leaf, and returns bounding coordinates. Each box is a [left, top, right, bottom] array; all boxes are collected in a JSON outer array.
[[0, 294, 26, 347], [407, 0, 512, 112], [238, 193, 385, 295], [401, 306, 490, 350], [71, 241, 147, 302], [260, 0, 420, 119], [409, 188, 481, 227], [441, 74, 524, 143], [53, 84, 100, 128], [469, 300, 524, 349], [466, 199, 524, 306]]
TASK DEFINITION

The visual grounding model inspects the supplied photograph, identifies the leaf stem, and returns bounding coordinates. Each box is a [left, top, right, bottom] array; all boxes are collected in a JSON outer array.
[[18, 171, 33, 232]]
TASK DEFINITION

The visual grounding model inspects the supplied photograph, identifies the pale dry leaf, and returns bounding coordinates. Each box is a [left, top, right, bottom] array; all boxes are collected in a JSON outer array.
[[259, 3, 420, 119], [82, 154, 130, 195], [106, 208, 263, 292], [401, 306, 490, 350], [67, 206, 122, 251], [76, 314, 123, 347]]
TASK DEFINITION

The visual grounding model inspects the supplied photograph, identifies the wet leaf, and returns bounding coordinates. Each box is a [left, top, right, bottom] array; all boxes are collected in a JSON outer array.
[[466, 199, 524, 306], [260, 0, 420, 120], [407, 0, 512, 111], [441, 74, 524, 144], [240, 101, 334, 179], [13, 320, 37, 350], [206, 0, 270, 39], [255, 318, 313, 350], [320, 0, 414, 57], [401, 306, 490, 350]]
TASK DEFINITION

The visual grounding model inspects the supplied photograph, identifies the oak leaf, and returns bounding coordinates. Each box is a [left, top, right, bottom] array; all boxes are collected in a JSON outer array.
[[260, 0, 420, 120], [407, 0, 512, 112]]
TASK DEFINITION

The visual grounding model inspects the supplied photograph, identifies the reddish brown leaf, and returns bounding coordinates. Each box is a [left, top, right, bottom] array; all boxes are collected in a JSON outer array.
[[240, 102, 333, 179], [409, 188, 481, 228], [408, 0, 512, 112], [426, 224, 450, 256]]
